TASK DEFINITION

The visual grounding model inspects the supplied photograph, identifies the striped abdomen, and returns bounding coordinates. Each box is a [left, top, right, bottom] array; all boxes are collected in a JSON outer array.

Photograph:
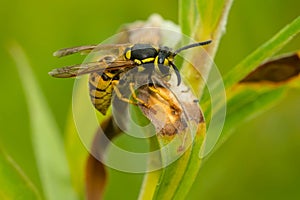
[[89, 71, 120, 115]]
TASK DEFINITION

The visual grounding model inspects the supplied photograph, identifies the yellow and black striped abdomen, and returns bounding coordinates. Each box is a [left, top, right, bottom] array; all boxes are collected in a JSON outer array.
[[89, 71, 119, 115]]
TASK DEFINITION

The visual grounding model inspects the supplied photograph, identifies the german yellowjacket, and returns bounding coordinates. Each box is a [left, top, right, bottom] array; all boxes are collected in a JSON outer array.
[[49, 40, 212, 115]]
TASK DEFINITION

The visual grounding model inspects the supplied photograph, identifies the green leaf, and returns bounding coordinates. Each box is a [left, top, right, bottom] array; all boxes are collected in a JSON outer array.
[[196, 0, 229, 37], [152, 123, 206, 200], [170, 123, 206, 200], [179, 0, 198, 37], [9, 43, 78, 200], [217, 84, 286, 151], [201, 16, 300, 125], [180, 0, 233, 97], [201, 16, 300, 157], [202, 52, 300, 158], [177, 0, 232, 162], [240, 52, 300, 83], [0, 149, 42, 199], [224, 16, 300, 89]]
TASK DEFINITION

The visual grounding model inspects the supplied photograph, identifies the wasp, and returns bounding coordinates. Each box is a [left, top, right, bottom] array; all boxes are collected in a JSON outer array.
[[49, 40, 212, 115]]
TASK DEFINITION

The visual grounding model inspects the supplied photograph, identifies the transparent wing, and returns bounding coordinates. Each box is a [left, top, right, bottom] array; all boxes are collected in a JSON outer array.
[[49, 59, 135, 78], [53, 43, 131, 57]]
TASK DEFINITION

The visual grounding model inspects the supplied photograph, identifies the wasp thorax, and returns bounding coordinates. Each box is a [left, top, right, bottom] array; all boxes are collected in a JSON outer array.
[[124, 44, 158, 64]]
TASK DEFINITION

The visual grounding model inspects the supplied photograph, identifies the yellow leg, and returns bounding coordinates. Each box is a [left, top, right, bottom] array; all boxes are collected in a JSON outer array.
[[129, 83, 150, 108], [148, 85, 181, 113], [112, 82, 150, 108]]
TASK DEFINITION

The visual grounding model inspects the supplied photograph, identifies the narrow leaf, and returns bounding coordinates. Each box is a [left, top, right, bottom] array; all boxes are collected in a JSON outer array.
[[179, 0, 198, 37], [240, 52, 300, 83], [180, 0, 233, 97], [196, 0, 228, 37], [171, 123, 206, 200], [9, 43, 78, 200], [204, 52, 300, 158], [215, 85, 286, 152], [201, 16, 300, 156], [224, 16, 300, 89]]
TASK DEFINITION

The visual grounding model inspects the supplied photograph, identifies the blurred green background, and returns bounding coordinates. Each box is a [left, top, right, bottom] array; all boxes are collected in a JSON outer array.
[[1, 0, 300, 199]]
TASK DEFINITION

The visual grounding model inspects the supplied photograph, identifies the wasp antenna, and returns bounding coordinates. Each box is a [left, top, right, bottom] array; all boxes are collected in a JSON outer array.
[[170, 62, 181, 86], [174, 40, 212, 55]]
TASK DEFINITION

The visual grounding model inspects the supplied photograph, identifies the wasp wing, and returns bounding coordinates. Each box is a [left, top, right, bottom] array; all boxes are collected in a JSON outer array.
[[53, 45, 98, 57], [49, 59, 135, 78], [53, 43, 131, 57]]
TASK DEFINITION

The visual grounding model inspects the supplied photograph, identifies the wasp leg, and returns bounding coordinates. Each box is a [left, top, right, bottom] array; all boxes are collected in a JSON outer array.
[[148, 85, 181, 113], [112, 82, 150, 108], [128, 83, 151, 108]]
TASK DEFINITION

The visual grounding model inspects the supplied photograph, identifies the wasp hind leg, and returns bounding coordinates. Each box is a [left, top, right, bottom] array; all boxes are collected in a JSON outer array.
[[112, 82, 150, 108], [129, 83, 152, 108]]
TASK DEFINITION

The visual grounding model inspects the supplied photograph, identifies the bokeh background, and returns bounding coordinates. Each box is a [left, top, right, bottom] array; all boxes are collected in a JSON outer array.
[[1, 0, 300, 199]]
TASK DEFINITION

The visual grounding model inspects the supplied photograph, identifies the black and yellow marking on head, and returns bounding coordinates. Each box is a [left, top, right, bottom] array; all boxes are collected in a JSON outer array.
[[123, 40, 212, 86]]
